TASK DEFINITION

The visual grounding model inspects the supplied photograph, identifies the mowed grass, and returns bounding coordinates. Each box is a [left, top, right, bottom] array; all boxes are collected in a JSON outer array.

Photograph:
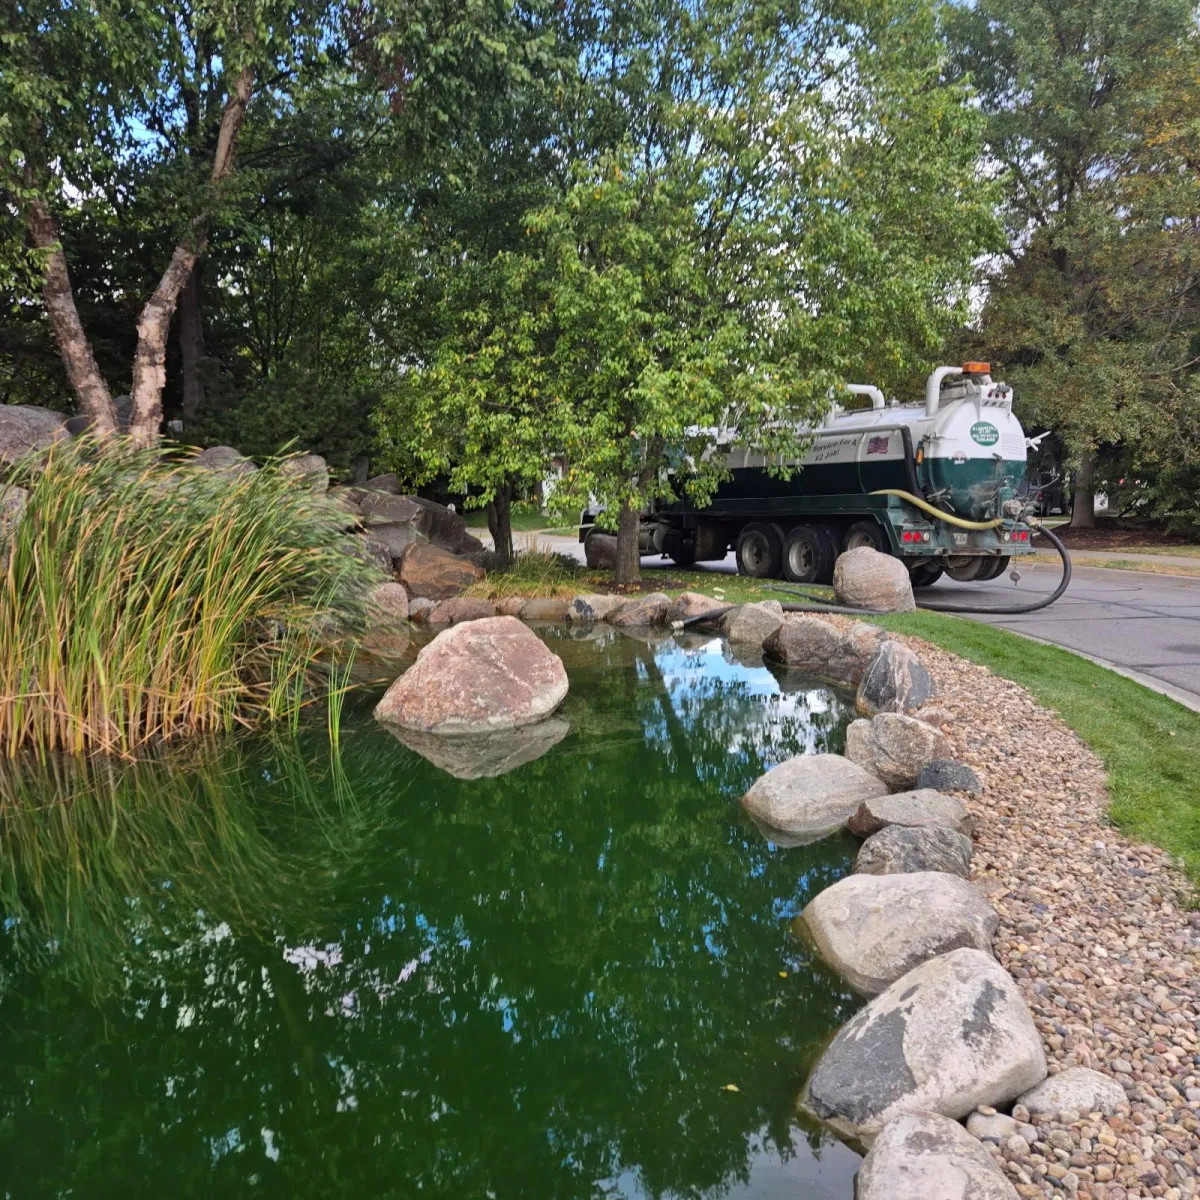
[[871, 611, 1200, 885], [461, 503, 578, 536]]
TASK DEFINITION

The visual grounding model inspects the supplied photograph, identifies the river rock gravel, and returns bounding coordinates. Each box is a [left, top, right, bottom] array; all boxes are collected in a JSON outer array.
[[892, 632, 1200, 1200]]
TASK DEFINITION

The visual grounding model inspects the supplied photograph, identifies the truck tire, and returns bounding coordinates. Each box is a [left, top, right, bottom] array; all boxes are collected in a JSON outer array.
[[908, 560, 945, 588], [944, 555, 986, 582], [842, 520, 887, 554], [783, 524, 836, 584], [975, 554, 1010, 581], [735, 522, 783, 578]]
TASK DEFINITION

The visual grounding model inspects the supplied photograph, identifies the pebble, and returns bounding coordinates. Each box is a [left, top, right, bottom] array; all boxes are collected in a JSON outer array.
[[897, 636, 1200, 1200]]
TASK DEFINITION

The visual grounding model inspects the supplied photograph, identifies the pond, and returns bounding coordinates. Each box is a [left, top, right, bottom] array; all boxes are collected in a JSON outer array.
[[0, 626, 864, 1198]]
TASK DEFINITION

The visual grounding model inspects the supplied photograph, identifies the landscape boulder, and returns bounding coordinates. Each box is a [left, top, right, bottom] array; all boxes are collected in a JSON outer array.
[[584, 531, 618, 569], [667, 591, 723, 624], [833, 546, 916, 613], [279, 453, 329, 492], [763, 616, 888, 687], [569, 593, 627, 622], [804, 947, 1047, 1139], [740, 753, 888, 845], [722, 601, 783, 646], [845, 712, 952, 788], [856, 641, 937, 716], [408, 597, 436, 622], [855, 824, 973, 878], [520, 597, 570, 622], [0, 484, 28, 533], [608, 592, 671, 627], [384, 717, 571, 780], [366, 581, 410, 622], [830, 621, 891, 686], [0, 404, 69, 465], [365, 472, 401, 493], [374, 616, 568, 733], [427, 597, 497, 629], [848, 789, 972, 838], [917, 759, 983, 795], [856, 1111, 1020, 1200], [359, 536, 396, 574], [195, 445, 257, 474], [398, 543, 485, 600], [367, 522, 426, 563], [1015, 1067, 1128, 1118], [494, 596, 527, 616], [797, 872, 998, 995], [358, 492, 483, 556]]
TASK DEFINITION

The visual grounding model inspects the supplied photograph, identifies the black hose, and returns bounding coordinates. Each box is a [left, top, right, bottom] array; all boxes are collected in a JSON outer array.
[[678, 523, 1073, 626]]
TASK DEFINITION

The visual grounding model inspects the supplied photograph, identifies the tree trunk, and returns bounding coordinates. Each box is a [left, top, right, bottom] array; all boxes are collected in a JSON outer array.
[[179, 263, 206, 425], [486, 482, 514, 565], [1070, 447, 1097, 529], [27, 198, 117, 435], [615, 498, 642, 584], [128, 65, 254, 448]]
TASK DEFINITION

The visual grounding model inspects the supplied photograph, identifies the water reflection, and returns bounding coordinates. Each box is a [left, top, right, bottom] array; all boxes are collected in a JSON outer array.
[[0, 632, 861, 1199]]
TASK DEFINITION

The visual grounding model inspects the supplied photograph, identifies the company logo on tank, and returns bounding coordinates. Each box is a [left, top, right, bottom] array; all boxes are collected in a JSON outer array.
[[970, 421, 1000, 446]]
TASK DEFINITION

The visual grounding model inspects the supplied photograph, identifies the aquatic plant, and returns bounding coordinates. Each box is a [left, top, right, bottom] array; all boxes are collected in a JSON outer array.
[[0, 442, 379, 758]]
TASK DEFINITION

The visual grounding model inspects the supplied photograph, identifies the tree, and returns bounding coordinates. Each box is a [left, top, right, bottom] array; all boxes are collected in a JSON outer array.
[[949, 0, 1200, 528]]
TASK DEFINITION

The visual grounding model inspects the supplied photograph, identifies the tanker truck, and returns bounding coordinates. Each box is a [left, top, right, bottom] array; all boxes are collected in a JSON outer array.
[[581, 363, 1043, 587]]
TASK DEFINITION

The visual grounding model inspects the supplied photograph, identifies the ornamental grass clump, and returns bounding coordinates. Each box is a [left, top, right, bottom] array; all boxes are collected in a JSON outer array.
[[0, 442, 380, 759]]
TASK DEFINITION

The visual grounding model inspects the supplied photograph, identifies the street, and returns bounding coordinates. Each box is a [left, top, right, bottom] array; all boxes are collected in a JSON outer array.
[[537, 535, 1200, 712]]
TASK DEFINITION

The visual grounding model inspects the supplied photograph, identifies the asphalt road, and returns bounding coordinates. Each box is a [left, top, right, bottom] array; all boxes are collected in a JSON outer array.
[[539, 535, 1200, 711]]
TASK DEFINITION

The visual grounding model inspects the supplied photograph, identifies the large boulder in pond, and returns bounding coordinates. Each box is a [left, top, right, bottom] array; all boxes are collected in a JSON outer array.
[[375, 616, 568, 734], [722, 601, 783, 647], [855, 825, 973, 878], [857, 1111, 1020, 1200], [804, 947, 1047, 1141], [0, 404, 68, 465], [856, 641, 936, 716], [845, 712, 952, 788], [741, 754, 888, 846], [763, 616, 888, 687], [608, 592, 670, 627], [569, 593, 627, 622], [399, 542, 485, 600], [519, 597, 569, 622], [833, 546, 915, 613], [383, 717, 571, 780], [796, 872, 998, 996], [848, 789, 972, 838]]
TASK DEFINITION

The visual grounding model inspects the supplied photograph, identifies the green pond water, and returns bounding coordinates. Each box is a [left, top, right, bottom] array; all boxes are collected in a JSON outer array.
[[0, 627, 864, 1198]]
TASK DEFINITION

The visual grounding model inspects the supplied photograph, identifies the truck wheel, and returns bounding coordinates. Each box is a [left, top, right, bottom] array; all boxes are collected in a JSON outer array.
[[908, 560, 945, 588], [735, 522, 783, 578], [975, 555, 1010, 581], [783, 525, 835, 584], [664, 531, 696, 568], [842, 520, 887, 554], [944, 555, 986, 582]]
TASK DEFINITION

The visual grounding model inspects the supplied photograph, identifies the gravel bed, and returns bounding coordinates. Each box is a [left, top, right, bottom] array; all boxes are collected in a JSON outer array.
[[897, 634, 1200, 1200]]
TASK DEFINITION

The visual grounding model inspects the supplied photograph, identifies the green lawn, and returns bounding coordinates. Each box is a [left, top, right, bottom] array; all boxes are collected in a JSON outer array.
[[871, 611, 1200, 885], [461, 504, 578, 536]]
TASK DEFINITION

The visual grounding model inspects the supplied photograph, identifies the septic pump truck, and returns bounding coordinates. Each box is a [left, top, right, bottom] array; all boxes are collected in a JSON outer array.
[[580, 364, 1047, 589]]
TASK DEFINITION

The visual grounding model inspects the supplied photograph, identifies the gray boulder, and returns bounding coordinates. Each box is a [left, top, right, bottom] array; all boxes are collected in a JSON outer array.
[[0, 404, 68, 464], [857, 1111, 1020, 1200], [917, 759, 983, 795], [855, 824, 973, 877], [608, 592, 671, 627], [358, 492, 482, 556], [196, 445, 257, 474], [667, 591, 724, 624], [569, 593, 627, 622], [848, 789, 972, 838], [519, 597, 569, 622], [279, 453, 329, 493], [365, 472, 401, 493], [427, 596, 497, 629], [367, 522, 426, 563], [833, 546, 916, 613], [1015, 1067, 1128, 1118], [804, 947, 1047, 1139], [741, 753, 888, 845], [965, 1111, 1021, 1144], [375, 616, 568, 733], [1, 484, 28, 531], [856, 641, 937, 716], [359, 535, 396, 574], [366, 581, 410, 622], [797, 871, 998, 995], [845, 712, 953, 788], [584, 530, 619, 569], [408, 597, 436, 622], [763, 616, 888, 687], [830, 621, 891, 686], [722, 601, 783, 646]]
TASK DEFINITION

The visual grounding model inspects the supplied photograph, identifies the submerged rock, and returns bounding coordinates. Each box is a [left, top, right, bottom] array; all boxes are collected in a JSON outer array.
[[833, 547, 916, 613], [845, 712, 953, 788], [856, 641, 936, 716], [740, 754, 888, 845], [374, 616, 568, 733], [804, 947, 1047, 1140], [384, 717, 571, 779], [854, 824, 973, 878], [857, 1111, 1020, 1199], [796, 871, 998, 995]]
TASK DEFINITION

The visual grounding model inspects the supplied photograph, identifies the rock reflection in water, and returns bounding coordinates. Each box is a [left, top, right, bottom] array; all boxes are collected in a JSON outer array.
[[382, 716, 571, 778]]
